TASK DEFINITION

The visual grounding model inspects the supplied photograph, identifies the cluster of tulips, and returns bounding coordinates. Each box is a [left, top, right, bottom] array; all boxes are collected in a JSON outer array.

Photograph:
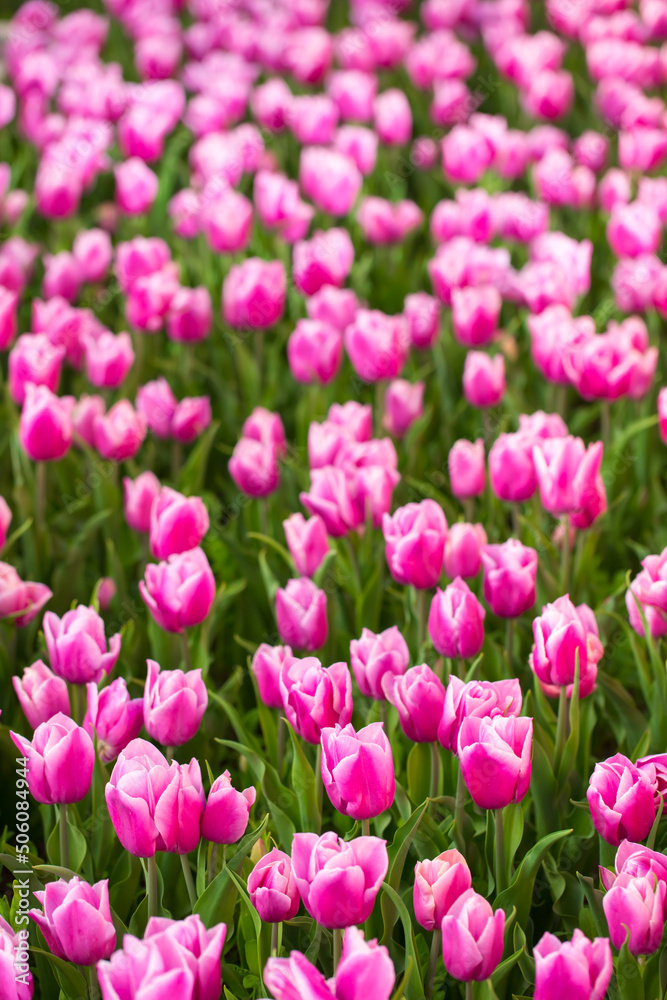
[[3, 0, 667, 998]]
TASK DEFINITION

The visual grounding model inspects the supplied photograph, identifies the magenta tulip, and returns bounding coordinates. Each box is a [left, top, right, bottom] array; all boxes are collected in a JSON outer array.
[[11, 714, 93, 804], [283, 513, 330, 578], [19, 384, 72, 463], [44, 605, 121, 684], [458, 715, 533, 809], [534, 930, 612, 1000], [140, 547, 216, 633], [321, 722, 395, 820], [444, 523, 487, 579], [279, 655, 352, 744], [350, 625, 409, 700], [222, 257, 286, 330], [438, 676, 523, 753], [276, 578, 328, 652], [149, 487, 210, 560], [123, 471, 161, 533], [413, 849, 472, 932], [201, 770, 256, 844], [84, 678, 144, 763], [0, 563, 52, 627], [251, 644, 292, 710], [383, 664, 445, 743], [12, 660, 70, 730], [383, 500, 447, 589], [481, 539, 538, 618], [530, 596, 603, 698], [428, 579, 486, 660], [441, 889, 505, 982], [603, 874, 666, 956], [0, 914, 32, 1000], [30, 878, 115, 966], [449, 439, 486, 500], [143, 658, 208, 747], [587, 753, 656, 846], [248, 848, 300, 923]]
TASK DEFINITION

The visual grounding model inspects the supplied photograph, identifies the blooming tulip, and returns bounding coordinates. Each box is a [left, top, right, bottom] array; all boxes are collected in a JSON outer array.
[[140, 547, 216, 633], [166, 286, 212, 343], [441, 889, 505, 981], [136, 378, 177, 439], [85, 678, 144, 763], [201, 770, 256, 844], [383, 500, 447, 589], [283, 513, 329, 578], [587, 753, 656, 845], [251, 644, 292, 710], [12, 660, 70, 730], [292, 831, 388, 928], [144, 658, 208, 747], [438, 676, 523, 753], [280, 655, 352, 745], [383, 380, 424, 437], [350, 626, 409, 700], [306, 286, 359, 332], [449, 439, 486, 500], [533, 929, 612, 1000], [530, 596, 604, 698], [299, 146, 362, 216], [30, 878, 115, 966], [458, 715, 533, 809], [73, 228, 112, 284], [9, 334, 64, 404], [20, 385, 73, 463], [248, 848, 300, 923], [11, 714, 93, 804], [444, 523, 487, 579], [222, 257, 286, 329], [0, 563, 52, 627], [276, 578, 328, 652], [383, 664, 445, 743], [0, 914, 32, 1000], [404, 292, 441, 349], [287, 319, 343, 385], [451, 285, 502, 347], [321, 722, 395, 820], [149, 488, 209, 560], [481, 539, 538, 618], [428, 579, 486, 660], [44, 605, 120, 685], [300, 467, 359, 537], [489, 433, 538, 504], [172, 397, 211, 443], [229, 438, 280, 499], [603, 874, 666, 956], [413, 850, 472, 932], [94, 400, 146, 462], [123, 471, 161, 533], [115, 157, 159, 215], [463, 352, 506, 408], [344, 309, 410, 383], [374, 88, 412, 144], [293, 228, 355, 297]]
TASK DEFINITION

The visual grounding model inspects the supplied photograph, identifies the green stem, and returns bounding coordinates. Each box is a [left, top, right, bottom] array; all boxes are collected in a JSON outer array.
[[166, 746, 174, 763], [417, 587, 429, 654], [425, 929, 441, 1000], [361, 818, 370, 837], [430, 742, 440, 801], [344, 535, 361, 595], [181, 630, 192, 672], [454, 764, 466, 852], [259, 498, 269, 538], [35, 462, 46, 536], [560, 514, 571, 595], [147, 854, 158, 918], [333, 928, 343, 974], [315, 744, 323, 833], [171, 441, 183, 483], [463, 498, 474, 523], [271, 920, 281, 958], [554, 683, 569, 774], [277, 715, 286, 775], [180, 853, 197, 911], [505, 618, 514, 675], [380, 700, 388, 730], [466, 981, 474, 1000], [601, 401, 611, 449], [375, 379, 386, 435], [207, 843, 218, 886], [59, 803, 69, 869], [87, 965, 100, 1000], [495, 808, 506, 894]]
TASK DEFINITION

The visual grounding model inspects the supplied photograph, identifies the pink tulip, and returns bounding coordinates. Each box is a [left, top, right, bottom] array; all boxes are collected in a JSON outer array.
[[290, 94, 339, 146], [140, 547, 216, 633], [0, 495, 10, 551], [383, 500, 447, 589], [288, 319, 343, 385], [136, 377, 177, 439], [356, 197, 423, 245], [333, 124, 379, 176], [279, 655, 352, 744], [530, 596, 604, 698], [482, 538, 538, 618], [600, 840, 667, 901], [172, 397, 212, 443], [349, 626, 409, 701], [93, 400, 146, 462], [441, 889, 505, 981], [321, 722, 395, 820], [414, 850, 472, 932], [84, 678, 144, 763], [144, 658, 208, 747], [588, 753, 656, 845], [248, 848, 300, 923], [83, 330, 134, 390], [20, 384, 73, 463], [429, 579, 486, 660], [463, 351, 506, 408], [488, 433, 537, 503], [442, 125, 494, 184], [0, 563, 52, 627], [0, 914, 32, 1000], [383, 664, 445, 743], [292, 831, 388, 928], [166, 286, 212, 343], [452, 285, 502, 347], [202, 187, 253, 254], [13, 660, 70, 730], [534, 929, 612, 1000], [44, 605, 121, 685], [222, 257, 286, 329], [328, 70, 377, 122], [9, 333, 65, 405], [299, 147, 362, 217], [251, 644, 292, 710], [404, 292, 441, 350], [383, 380, 424, 438], [438, 676, 523, 752], [149, 488, 209, 560], [449, 439, 486, 500], [607, 201, 662, 259], [300, 466, 360, 537], [603, 874, 666, 956], [444, 523, 487, 579], [458, 714, 533, 809], [201, 770, 256, 844], [293, 228, 354, 296], [306, 286, 359, 332], [522, 69, 574, 120], [276, 578, 328, 653], [229, 438, 280, 499], [344, 309, 411, 383], [374, 88, 412, 145], [71, 394, 106, 449], [105, 739, 204, 856], [42, 252, 82, 303], [11, 713, 93, 804], [0, 285, 17, 349], [115, 158, 158, 215], [30, 877, 115, 966], [283, 513, 329, 578], [123, 471, 161, 533], [72, 228, 113, 284]]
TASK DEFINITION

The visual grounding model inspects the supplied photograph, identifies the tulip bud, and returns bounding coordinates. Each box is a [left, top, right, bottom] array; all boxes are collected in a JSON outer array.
[[93, 400, 146, 462], [12, 660, 70, 730], [166, 286, 212, 343], [85, 678, 143, 763], [279, 655, 352, 744], [293, 228, 355, 296], [383, 664, 445, 743], [404, 291, 441, 350], [449, 439, 486, 500], [603, 874, 666, 956], [383, 499, 447, 589], [276, 578, 328, 652], [587, 753, 656, 845], [30, 877, 115, 966], [201, 770, 256, 844], [441, 889, 505, 982], [374, 89, 412, 145], [222, 257, 286, 329], [463, 351, 506, 408], [444, 523, 487, 579], [383, 380, 424, 437], [115, 157, 159, 215], [229, 438, 280, 498], [123, 471, 161, 533], [428, 578, 486, 660], [73, 228, 113, 283], [451, 285, 501, 347], [350, 625, 409, 700], [530, 595, 603, 698], [489, 433, 538, 503], [20, 384, 73, 463], [299, 146, 362, 216], [171, 396, 212, 444], [251, 644, 292, 710], [321, 722, 395, 820], [248, 848, 300, 923], [287, 319, 343, 385], [344, 309, 411, 383], [533, 929, 613, 1000], [140, 547, 216, 633], [481, 539, 538, 618], [0, 914, 32, 1000], [136, 377, 177, 440], [44, 605, 121, 685], [11, 713, 94, 804], [413, 850, 472, 932], [283, 513, 330, 578], [458, 715, 533, 809], [0, 563, 52, 627], [143, 658, 208, 747], [149, 487, 209, 560]]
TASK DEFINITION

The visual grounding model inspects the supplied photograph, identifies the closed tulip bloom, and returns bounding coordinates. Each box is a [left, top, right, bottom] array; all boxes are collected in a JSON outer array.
[[300, 466, 360, 537], [20, 384, 73, 463], [84, 331, 134, 389], [404, 291, 441, 349], [13, 660, 70, 730], [115, 158, 159, 215], [344, 309, 410, 383], [30, 878, 115, 966], [11, 713, 93, 804], [0, 914, 32, 1000], [283, 513, 329, 577], [383, 664, 445, 743], [292, 831, 388, 928], [383, 380, 424, 437], [463, 352, 506, 408], [94, 400, 146, 462], [222, 257, 286, 329], [290, 94, 339, 146], [248, 848, 300, 923], [84, 678, 144, 763], [449, 439, 486, 499], [0, 563, 52, 627], [600, 841, 667, 900], [72, 395, 106, 448], [533, 929, 613, 1000], [533, 437, 604, 518], [328, 70, 377, 123], [374, 89, 412, 145], [357, 197, 423, 245], [414, 850, 472, 932], [105, 739, 205, 856], [530, 596, 604, 698], [144, 658, 208, 747], [444, 523, 487, 579], [44, 605, 121, 685], [441, 889, 505, 982], [98, 915, 226, 1000], [202, 188, 253, 254], [626, 547, 667, 638], [140, 547, 216, 633], [299, 147, 362, 217], [123, 471, 161, 533], [603, 874, 666, 956], [383, 500, 447, 589], [321, 722, 395, 820], [251, 644, 292, 710], [482, 539, 538, 618], [172, 397, 212, 444], [350, 626, 409, 701], [229, 438, 280, 498], [293, 228, 355, 296], [136, 377, 177, 439], [306, 286, 359, 332], [451, 285, 502, 348], [42, 252, 81, 304], [458, 715, 533, 809], [149, 487, 209, 560], [201, 770, 256, 844], [587, 753, 656, 845], [489, 433, 538, 504], [279, 656, 352, 744], [276, 578, 328, 652], [429, 579, 486, 660], [438, 676, 523, 753], [166, 286, 212, 343], [73, 228, 113, 284], [287, 319, 343, 385], [607, 202, 662, 259]]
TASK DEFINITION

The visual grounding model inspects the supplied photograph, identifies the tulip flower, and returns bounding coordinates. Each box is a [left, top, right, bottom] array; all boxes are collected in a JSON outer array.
[[533, 929, 612, 1000], [534, 438, 606, 525], [383, 500, 447, 590], [279, 656, 352, 744], [84, 330, 135, 389], [9, 333, 64, 405], [93, 400, 146, 462], [403, 292, 440, 350], [428, 579, 486, 660], [166, 286, 212, 343], [458, 715, 533, 810], [300, 467, 361, 537], [603, 874, 666, 956], [292, 831, 388, 928], [140, 547, 216, 633], [321, 722, 395, 820], [143, 658, 208, 747], [73, 228, 112, 283], [383, 380, 425, 438], [449, 439, 486, 500], [293, 228, 355, 296], [11, 714, 93, 804], [12, 660, 70, 730], [530, 596, 604, 698], [84, 678, 144, 763], [344, 309, 411, 383], [374, 88, 412, 144], [383, 664, 445, 743], [115, 157, 159, 215], [30, 878, 115, 966], [172, 397, 212, 443], [44, 605, 121, 684], [413, 850, 472, 932], [136, 378, 177, 439], [0, 914, 32, 1000], [222, 257, 286, 329], [251, 644, 292, 710], [599, 841, 667, 905], [201, 770, 256, 844], [443, 523, 487, 579], [19, 384, 73, 463], [276, 578, 328, 652], [123, 471, 161, 533], [299, 146, 362, 217], [149, 488, 210, 560], [283, 513, 330, 578], [441, 889, 505, 982], [438, 676, 523, 752], [481, 539, 538, 618], [248, 848, 300, 923], [306, 286, 359, 332], [488, 433, 538, 504], [587, 753, 656, 846], [463, 352, 506, 409], [106, 739, 205, 856], [349, 626, 409, 700], [0, 563, 52, 627], [451, 285, 501, 347], [229, 437, 280, 499]]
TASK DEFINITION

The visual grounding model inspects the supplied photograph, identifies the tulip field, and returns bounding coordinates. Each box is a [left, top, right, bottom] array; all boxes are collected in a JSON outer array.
[[5, 0, 667, 997]]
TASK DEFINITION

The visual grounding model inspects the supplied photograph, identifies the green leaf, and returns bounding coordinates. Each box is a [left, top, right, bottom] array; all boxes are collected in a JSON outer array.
[[494, 829, 572, 925], [616, 937, 645, 1000], [557, 655, 581, 784], [227, 869, 265, 993], [31, 947, 87, 1000], [195, 814, 269, 927], [503, 802, 524, 880], [577, 873, 608, 938], [258, 549, 280, 608], [380, 799, 428, 945], [46, 820, 87, 873], [380, 882, 424, 1000], [406, 743, 430, 805], [287, 727, 320, 832], [247, 532, 294, 570], [530, 739, 559, 839]]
